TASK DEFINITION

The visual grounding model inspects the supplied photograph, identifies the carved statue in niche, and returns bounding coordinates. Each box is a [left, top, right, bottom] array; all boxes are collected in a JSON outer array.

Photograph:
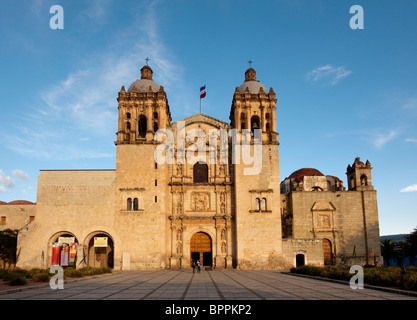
[[176, 201, 182, 215], [176, 229, 181, 241], [220, 203, 225, 214], [176, 164, 182, 176], [219, 164, 225, 176], [220, 192, 226, 203], [176, 242, 182, 255], [221, 229, 226, 240], [221, 242, 226, 253], [192, 193, 209, 211]]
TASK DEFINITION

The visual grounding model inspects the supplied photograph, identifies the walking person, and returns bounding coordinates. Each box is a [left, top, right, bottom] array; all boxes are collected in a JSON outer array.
[[197, 260, 201, 273], [192, 260, 196, 273]]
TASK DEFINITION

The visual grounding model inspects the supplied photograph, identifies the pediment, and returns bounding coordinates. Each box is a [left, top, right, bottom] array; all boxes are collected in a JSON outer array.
[[172, 113, 229, 130], [311, 199, 336, 211]]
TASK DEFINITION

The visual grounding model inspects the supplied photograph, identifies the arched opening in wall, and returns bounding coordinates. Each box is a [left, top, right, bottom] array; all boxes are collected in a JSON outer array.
[[127, 198, 132, 211], [250, 115, 260, 138], [49, 232, 79, 268], [126, 112, 131, 119], [265, 122, 270, 133], [126, 122, 131, 132], [138, 115, 147, 138], [153, 121, 158, 132], [311, 186, 323, 191], [133, 198, 139, 211], [323, 239, 332, 265], [153, 112, 158, 119], [190, 232, 212, 268], [87, 233, 114, 269], [193, 161, 208, 183], [296, 254, 305, 267], [350, 177, 355, 189], [360, 174, 368, 186]]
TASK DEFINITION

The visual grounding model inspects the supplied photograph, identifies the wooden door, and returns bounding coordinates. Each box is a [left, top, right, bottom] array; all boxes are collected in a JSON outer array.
[[323, 239, 332, 265]]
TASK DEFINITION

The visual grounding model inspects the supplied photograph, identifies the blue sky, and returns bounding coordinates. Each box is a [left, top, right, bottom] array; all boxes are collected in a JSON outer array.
[[0, 0, 416, 236]]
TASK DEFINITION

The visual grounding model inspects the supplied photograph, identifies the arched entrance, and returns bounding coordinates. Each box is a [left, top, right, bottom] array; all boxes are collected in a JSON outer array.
[[190, 232, 212, 267], [323, 239, 332, 265], [48, 232, 79, 268], [296, 254, 305, 267], [87, 233, 114, 268]]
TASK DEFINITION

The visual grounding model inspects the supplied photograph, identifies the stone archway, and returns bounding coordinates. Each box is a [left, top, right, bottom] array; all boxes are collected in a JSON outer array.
[[190, 232, 213, 267], [48, 231, 79, 268], [86, 232, 114, 269]]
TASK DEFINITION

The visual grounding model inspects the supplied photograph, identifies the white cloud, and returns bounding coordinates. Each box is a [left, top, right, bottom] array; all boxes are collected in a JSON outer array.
[[400, 184, 417, 192], [305, 65, 352, 85], [370, 129, 400, 149], [405, 138, 417, 144], [0, 186, 6, 193], [3, 1, 190, 161], [0, 170, 14, 188], [13, 170, 30, 181]]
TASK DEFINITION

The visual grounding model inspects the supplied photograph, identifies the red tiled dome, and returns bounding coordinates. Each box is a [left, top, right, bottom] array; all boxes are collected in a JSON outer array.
[[288, 168, 324, 183], [7, 200, 35, 205]]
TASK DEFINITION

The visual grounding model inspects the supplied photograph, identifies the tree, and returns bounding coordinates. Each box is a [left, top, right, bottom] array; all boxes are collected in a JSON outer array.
[[380, 239, 397, 266], [0, 229, 18, 268], [405, 227, 417, 267]]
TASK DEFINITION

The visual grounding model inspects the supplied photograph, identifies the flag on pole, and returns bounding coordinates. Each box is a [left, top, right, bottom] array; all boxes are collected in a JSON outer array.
[[200, 85, 206, 99]]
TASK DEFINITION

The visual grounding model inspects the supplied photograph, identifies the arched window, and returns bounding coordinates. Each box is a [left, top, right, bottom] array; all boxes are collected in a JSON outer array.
[[153, 122, 158, 132], [311, 186, 323, 191], [133, 198, 139, 211], [193, 162, 208, 183], [153, 112, 158, 119], [126, 112, 131, 119], [127, 198, 132, 211], [261, 198, 267, 211], [266, 122, 270, 133], [360, 174, 368, 186], [138, 115, 147, 138], [255, 198, 261, 211], [350, 177, 355, 189]]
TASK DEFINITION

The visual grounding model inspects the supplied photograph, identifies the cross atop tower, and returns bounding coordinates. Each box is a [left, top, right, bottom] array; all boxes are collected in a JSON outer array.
[[145, 57, 150, 65], [248, 60, 253, 68]]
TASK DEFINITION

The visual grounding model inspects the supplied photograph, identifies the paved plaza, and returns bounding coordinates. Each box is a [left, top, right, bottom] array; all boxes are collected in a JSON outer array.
[[0, 270, 416, 300]]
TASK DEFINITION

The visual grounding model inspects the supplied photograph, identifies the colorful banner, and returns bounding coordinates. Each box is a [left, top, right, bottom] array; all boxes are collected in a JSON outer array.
[[60, 243, 69, 267], [69, 243, 77, 266], [94, 237, 108, 247], [51, 242, 60, 265]]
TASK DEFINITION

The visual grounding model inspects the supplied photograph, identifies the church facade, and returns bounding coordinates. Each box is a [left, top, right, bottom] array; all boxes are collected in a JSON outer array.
[[1, 65, 381, 270]]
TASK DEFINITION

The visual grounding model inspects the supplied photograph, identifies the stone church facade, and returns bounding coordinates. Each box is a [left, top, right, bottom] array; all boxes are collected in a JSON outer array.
[[0, 65, 381, 270]]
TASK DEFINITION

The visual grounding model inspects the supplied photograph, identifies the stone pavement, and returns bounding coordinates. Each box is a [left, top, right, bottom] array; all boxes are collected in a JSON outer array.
[[0, 270, 416, 300]]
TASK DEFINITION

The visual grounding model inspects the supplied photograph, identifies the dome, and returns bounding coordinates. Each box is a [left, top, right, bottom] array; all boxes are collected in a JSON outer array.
[[238, 67, 268, 94], [288, 168, 324, 183], [127, 65, 160, 93], [7, 200, 35, 205]]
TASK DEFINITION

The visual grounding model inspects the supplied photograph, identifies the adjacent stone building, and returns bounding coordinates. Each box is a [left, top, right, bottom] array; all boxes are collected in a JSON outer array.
[[1, 65, 381, 270]]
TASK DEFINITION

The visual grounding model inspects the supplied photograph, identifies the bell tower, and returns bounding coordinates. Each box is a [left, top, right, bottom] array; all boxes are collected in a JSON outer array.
[[346, 157, 374, 191], [229, 67, 283, 268], [115, 65, 171, 144], [229, 67, 278, 142]]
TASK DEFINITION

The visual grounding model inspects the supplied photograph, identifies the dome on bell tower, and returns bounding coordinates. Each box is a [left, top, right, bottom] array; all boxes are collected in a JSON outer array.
[[128, 65, 161, 93], [238, 67, 268, 94]]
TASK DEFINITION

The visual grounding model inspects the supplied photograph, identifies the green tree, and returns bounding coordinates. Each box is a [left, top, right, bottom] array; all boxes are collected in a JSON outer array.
[[380, 239, 397, 266], [0, 229, 18, 268], [405, 227, 417, 267]]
